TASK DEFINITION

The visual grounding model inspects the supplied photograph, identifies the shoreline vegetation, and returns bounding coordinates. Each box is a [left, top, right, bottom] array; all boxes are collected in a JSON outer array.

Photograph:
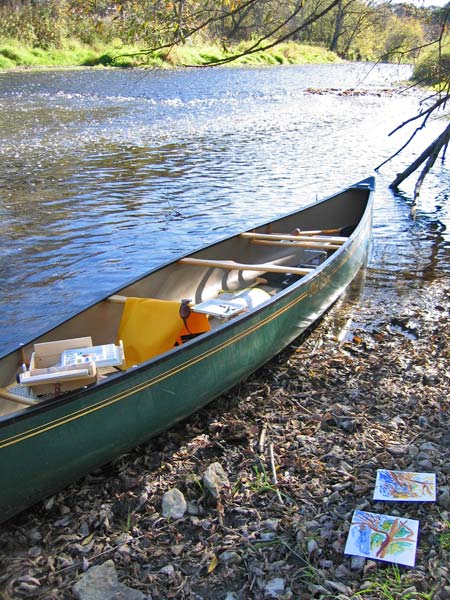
[[0, 38, 340, 71]]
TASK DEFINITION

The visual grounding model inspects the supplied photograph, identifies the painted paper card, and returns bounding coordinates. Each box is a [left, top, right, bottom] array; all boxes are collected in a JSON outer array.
[[344, 510, 419, 567], [374, 469, 436, 502]]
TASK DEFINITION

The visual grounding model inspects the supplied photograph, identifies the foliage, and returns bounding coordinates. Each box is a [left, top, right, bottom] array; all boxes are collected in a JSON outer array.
[[0, 0, 441, 64], [0, 36, 339, 69], [413, 35, 450, 87], [381, 14, 425, 62], [0, 0, 69, 49], [0, 38, 148, 69]]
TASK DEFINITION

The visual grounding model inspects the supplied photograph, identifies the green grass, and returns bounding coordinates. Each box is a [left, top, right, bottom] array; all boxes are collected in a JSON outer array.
[[438, 513, 450, 551], [355, 564, 435, 600], [0, 37, 340, 70]]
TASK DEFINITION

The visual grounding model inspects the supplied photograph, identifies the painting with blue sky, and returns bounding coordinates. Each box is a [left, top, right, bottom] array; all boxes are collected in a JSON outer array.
[[373, 470, 436, 502], [345, 510, 419, 567]]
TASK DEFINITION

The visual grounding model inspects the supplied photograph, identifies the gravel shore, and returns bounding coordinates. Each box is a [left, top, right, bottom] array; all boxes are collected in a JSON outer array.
[[1, 276, 449, 600]]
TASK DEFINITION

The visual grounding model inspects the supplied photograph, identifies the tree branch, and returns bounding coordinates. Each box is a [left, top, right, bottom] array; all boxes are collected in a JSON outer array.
[[186, 0, 342, 67], [390, 123, 450, 197]]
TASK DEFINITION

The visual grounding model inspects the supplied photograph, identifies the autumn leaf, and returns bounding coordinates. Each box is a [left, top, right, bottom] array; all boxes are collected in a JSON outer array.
[[207, 554, 219, 574]]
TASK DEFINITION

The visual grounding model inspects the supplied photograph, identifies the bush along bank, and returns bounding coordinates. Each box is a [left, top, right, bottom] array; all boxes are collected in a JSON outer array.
[[0, 38, 340, 70]]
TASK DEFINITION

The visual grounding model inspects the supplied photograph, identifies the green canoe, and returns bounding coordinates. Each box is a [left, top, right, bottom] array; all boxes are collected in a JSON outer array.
[[0, 177, 374, 522]]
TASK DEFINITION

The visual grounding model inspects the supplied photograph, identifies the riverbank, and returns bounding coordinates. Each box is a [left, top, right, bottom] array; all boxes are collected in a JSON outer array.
[[0, 38, 340, 70], [0, 273, 449, 599]]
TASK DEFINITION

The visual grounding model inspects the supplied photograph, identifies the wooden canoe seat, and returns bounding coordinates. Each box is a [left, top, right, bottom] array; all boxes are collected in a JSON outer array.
[[179, 258, 313, 276]]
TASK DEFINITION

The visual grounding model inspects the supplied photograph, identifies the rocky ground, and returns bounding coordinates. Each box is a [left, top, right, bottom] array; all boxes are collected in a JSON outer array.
[[0, 277, 449, 600]]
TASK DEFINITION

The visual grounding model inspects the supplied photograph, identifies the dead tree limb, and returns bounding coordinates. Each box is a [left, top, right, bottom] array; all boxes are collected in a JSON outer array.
[[390, 123, 450, 198]]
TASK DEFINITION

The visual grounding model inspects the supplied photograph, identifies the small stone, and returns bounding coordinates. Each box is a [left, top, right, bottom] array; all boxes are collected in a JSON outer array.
[[264, 577, 286, 598], [419, 442, 438, 452], [263, 518, 280, 531], [28, 528, 42, 542], [160, 564, 176, 579], [307, 539, 319, 557], [363, 560, 377, 575], [187, 501, 199, 515], [171, 544, 184, 556], [423, 373, 439, 385], [219, 551, 241, 565], [162, 488, 187, 520], [334, 564, 351, 578], [325, 580, 352, 595], [203, 462, 229, 498], [73, 560, 145, 600], [44, 496, 55, 511], [351, 555, 366, 571], [387, 444, 408, 457], [417, 459, 433, 470], [438, 490, 450, 509], [408, 445, 419, 458], [318, 559, 334, 568], [390, 416, 406, 429], [304, 519, 321, 531], [359, 581, 373, 591], [78, 521, 90, 537]]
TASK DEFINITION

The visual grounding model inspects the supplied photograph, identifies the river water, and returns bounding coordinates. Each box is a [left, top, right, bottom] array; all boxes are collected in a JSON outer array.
[[0, 63, 449, 355]]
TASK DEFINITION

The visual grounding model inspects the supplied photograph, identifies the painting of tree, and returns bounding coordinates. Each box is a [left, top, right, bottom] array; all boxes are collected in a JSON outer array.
[[374, 469, 436, 502], [345, 510, 419, 567]]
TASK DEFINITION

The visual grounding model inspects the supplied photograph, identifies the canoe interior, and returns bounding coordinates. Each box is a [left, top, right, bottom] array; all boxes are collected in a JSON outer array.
[[0, 183, 371, 419]]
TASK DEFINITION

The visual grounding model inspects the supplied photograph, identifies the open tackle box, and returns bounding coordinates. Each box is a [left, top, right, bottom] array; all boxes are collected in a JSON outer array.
[[18, 337, 124, 396]]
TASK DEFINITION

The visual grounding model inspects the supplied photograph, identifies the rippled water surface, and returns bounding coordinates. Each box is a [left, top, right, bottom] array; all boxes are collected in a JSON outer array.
[[0, 63, 449, 354]]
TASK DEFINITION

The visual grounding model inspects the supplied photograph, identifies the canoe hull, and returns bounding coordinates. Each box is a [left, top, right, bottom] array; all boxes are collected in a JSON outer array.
[[0, 178, 373, 522]]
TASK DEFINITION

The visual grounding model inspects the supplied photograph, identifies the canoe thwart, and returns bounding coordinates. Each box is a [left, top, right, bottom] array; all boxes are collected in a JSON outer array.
[[249, 239, 341, 251], [240, 232, 347, 244], [179, 257, 314, 276], [107, 294, 128, 304], [0, 386, 40, 406]]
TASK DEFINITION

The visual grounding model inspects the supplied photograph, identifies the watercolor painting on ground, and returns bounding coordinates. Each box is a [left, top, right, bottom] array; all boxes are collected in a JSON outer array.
[[373, 469, 436, 502], [344, 510, 419, 567]]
